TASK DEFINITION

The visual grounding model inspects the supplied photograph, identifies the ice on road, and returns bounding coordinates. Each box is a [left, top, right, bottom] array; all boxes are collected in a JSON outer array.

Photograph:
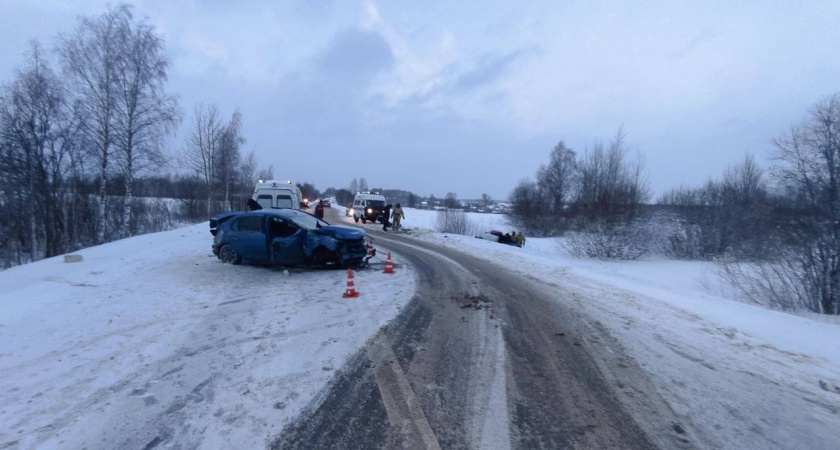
[[0, 223, 414, 449]]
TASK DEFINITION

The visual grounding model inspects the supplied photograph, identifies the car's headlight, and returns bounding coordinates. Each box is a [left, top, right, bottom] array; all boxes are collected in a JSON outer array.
[[349, 208, 354, 214], [367, 208, 372, 213]]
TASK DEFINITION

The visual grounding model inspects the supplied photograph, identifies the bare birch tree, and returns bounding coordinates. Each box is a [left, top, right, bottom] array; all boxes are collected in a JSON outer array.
[[1, 42, 80, 259], [113, 16, 180, 236], [240, 148, 259, 195], [184, 103, 223, 218], [59, 4, 132, 243], [537, 140, 578, 215], [216, 110, 244, 211]]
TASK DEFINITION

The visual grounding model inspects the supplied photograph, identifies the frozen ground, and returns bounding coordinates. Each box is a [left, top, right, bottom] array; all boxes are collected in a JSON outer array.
[[0, 223, 414, 449], [332, 204, 511, 234], [409, 231, 840, 449]]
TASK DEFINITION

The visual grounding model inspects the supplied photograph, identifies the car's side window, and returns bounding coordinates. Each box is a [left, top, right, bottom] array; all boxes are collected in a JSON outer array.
[[236, 216, 263, 233], [269, 218, 297, 238]]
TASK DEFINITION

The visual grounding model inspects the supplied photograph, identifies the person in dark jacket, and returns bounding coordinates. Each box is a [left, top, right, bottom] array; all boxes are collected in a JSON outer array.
[[382, 204, 392, 231], [314, 200, 325, 219]]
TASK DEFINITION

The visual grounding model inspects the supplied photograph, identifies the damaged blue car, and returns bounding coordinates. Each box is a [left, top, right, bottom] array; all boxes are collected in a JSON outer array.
[[210, 209, 371, 268]]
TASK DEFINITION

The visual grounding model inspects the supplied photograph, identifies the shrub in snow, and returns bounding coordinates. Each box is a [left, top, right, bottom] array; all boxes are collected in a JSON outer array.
[[560, 218, 654, 261], [435, 209, 480, 236], [717, 240, 839, 314]]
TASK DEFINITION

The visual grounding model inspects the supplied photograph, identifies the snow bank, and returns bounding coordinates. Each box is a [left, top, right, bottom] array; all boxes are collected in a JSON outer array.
[[410, 232, 840, 450], [331, 204, 511, 234], [0, 223, 414, 449]]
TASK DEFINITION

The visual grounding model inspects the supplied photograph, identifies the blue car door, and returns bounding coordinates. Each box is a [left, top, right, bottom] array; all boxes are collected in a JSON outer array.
[[269, 217, 306, 266], [232, 216, 268, 262]]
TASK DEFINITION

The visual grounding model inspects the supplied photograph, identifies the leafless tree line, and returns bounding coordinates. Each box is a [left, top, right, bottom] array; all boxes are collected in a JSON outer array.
[[658, 96, 840, 314], [0, 4, 268, 268], [0, 4, 177, 267], [512, 97, 840, 314], [510, 128, 649, 237], [182, 104, 257, 218]]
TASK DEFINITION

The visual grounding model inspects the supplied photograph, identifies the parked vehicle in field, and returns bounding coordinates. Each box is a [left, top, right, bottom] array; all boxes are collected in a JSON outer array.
[[252, 180, 305, 210], [476, 230, 524, 247], [350, 192, 387, 224], [210, 209, 370, 268]]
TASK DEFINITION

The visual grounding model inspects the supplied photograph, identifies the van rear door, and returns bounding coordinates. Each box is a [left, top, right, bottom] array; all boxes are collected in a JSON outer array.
[[255, 193, 273, 209], [275, 194, 294, 209]]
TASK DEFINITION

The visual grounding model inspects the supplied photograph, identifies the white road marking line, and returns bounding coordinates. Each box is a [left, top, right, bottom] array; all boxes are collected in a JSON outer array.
[[368, 333, 442, 450]]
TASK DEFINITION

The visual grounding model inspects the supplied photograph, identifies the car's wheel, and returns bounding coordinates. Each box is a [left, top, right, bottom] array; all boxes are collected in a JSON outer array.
[[311, 247, 328, 266], [311, 247, 339, 268], [219, 244, 242, 265], [361, 217, 367, 224], [354, 215, 359, 223]]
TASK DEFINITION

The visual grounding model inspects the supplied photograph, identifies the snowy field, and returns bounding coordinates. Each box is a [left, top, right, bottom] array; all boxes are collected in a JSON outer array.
[[410, 232, 840, 449], [0, 223, 414, 449], [333, 204, 512, 234]]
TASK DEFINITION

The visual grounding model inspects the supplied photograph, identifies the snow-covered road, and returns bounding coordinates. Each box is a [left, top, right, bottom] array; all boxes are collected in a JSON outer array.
[[4, 206, 840, 449], [0, 223, 414, 449], [328, 204, 840, 449], [406, 231, 840, 450]]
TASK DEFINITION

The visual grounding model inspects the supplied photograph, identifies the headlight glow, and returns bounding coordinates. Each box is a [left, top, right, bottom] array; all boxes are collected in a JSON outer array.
[[367, 208, 372, 213]]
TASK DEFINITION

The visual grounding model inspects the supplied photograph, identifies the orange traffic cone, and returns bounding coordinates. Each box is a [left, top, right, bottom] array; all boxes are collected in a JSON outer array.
[[383, 252, 395, 274], [343, 267, 360, 298], [367, 239, 375, 258]]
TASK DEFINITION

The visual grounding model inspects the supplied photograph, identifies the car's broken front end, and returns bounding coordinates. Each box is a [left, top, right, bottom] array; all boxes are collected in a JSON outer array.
[[308, 226, 370, 267]]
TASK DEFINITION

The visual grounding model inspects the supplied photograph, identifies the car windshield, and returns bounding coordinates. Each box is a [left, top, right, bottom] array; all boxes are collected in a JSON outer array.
[[290, 214, 329, 230], [366, 200, 385, 208]]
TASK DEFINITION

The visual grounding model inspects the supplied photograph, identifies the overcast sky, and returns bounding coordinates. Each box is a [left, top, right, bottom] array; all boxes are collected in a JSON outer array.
[[2, 0, 839, 199]]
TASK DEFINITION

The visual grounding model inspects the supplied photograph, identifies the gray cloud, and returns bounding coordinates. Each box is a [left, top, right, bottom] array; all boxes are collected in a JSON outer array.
[[3, 1, 840, 199], [314, 29, 395, 84], [454, 48, 530, 91]]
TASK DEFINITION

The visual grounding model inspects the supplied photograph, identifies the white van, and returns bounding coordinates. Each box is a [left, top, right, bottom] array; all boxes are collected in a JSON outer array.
[[350, 192, 387, 224], [252, 180, 304, 210]]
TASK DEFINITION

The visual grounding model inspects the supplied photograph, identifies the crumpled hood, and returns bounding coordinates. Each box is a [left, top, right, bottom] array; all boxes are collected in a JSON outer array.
[[317, 225, 365, 240]]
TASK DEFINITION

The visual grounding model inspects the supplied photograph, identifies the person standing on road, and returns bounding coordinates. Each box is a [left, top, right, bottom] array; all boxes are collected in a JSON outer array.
[[314, 200, 325, 219], [382, 204, 392, 231], [392, 203, 405, 230], [517, 231, 526, 247]]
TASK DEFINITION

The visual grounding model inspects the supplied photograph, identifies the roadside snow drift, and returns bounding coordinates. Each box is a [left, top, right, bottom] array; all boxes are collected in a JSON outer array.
[[412, 232, 840, 450], [332, 204, 511, 234], [0, 223, 414, 449]]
